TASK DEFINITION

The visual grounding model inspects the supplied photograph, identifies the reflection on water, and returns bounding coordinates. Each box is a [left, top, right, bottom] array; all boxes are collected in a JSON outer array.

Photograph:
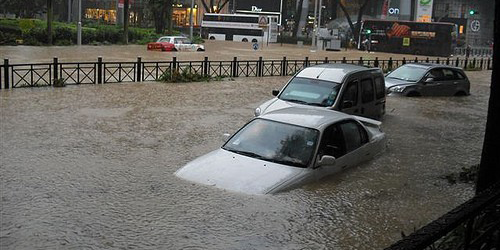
[[0, 72, 489, 249]]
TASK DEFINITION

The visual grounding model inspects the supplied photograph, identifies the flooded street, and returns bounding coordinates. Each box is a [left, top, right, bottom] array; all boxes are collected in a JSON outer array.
[[0, 68, 490, 249], [0, 41, 440, 64]]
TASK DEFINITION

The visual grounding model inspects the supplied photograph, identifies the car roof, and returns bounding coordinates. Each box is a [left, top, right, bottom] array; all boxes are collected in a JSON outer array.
[[258, 106, 353, 130], [399, 62, 463, 70], [296, 63, 380, 83]]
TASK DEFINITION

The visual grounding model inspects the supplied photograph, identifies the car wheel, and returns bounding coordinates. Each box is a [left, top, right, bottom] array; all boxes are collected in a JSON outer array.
[[406, 91, 421, 97], [197, 48, 204, 52], [172, 48, 177, 52], [454, 91, 468, 96], [209, 36, 215, 40], [242, 38, 248, 42], [251, 39, 258, 43]]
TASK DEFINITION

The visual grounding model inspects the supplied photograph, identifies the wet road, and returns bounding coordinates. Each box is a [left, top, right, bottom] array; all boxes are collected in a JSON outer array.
[[0, 41, 441, 63], [0, 71, 490, 249]]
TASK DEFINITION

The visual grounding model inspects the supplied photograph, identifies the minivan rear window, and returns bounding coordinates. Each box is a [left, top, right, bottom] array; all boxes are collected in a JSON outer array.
[[374, 77, 385, 99], [361, 78, 375, 103]]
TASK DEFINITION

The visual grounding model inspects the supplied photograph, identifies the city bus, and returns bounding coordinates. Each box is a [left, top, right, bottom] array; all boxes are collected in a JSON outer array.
[[201, 13, 278, 43], [359, 19, 456, 57]]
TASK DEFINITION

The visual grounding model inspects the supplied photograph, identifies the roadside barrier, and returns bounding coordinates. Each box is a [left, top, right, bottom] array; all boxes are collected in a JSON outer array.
[[0, 56, 493, 89]]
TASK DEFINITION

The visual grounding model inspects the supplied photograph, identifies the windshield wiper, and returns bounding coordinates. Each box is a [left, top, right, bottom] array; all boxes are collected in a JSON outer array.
[[226, 149, 264, 159], [266, 158, 306, 168], [281, 98, 309, 104], [282, 98, 327, 107]]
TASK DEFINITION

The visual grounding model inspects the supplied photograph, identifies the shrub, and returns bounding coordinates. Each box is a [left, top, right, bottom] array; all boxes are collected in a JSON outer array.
[[0, 32, 18, 45], [159, 68, 210, 83]]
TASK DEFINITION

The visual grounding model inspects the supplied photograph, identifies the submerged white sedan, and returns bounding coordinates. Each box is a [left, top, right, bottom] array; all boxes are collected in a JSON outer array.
[[175, 107, 386, 195]]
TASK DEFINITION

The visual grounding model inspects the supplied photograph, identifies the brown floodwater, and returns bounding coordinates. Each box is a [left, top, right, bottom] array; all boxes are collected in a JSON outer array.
[[0, 41, 442, 64], [0, 49, 491, 249]]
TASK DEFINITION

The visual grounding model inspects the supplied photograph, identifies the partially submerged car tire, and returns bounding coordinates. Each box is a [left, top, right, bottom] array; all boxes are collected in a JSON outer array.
[[406, 91, 421, 97]]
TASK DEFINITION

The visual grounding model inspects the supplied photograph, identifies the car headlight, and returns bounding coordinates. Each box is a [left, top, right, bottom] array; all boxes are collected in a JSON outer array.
[[389, 86, 406, 93], [254, 107, 261, 117]]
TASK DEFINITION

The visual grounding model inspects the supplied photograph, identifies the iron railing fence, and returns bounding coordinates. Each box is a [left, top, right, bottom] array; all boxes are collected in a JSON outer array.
[[386, 182, 500, 250], [454, 47, 494, 57], [1, 56, 493, 89]]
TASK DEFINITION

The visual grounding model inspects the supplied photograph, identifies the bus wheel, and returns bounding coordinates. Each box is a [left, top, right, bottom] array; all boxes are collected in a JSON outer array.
[[242, 38, 248, 42], [209, 36, 215, 40], [197, 48, 205, 52], [413, 50, 421, 55], [252, 39, 258, 43]]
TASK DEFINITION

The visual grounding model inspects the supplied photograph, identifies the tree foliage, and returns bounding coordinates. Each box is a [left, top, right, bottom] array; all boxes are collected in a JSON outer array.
[[339, 0, 371, 42], [200, 0, 230, 13], [1, 0, 65, 18], [147, 0, 173, 34]]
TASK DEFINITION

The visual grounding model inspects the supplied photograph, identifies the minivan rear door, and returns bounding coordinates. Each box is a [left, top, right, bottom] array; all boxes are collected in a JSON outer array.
[[359, 77, 378, 119]]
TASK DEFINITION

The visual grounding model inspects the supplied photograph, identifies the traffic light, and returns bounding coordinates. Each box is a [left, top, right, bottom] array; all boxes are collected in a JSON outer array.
[[365, 29, 372, 35], [469, 9, 477, 15]]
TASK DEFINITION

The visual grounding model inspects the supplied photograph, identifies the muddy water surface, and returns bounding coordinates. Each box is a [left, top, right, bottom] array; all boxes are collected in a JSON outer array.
[[1, 71, 490, 249]]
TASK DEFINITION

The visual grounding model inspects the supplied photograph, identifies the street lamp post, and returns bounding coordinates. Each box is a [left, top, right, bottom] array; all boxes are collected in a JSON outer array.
[[311, 0, 318, 50], [77, 0, 81, 45], [190, 0, 194, 39], [317, 0, 323, 50]]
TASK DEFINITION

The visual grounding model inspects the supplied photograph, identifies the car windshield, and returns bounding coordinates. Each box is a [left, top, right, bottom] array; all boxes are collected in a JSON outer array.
[[222, 119, 319, 168], [386, 65, 428, 82], [279, 77, 340, 107], [176, 38, 192, 44]]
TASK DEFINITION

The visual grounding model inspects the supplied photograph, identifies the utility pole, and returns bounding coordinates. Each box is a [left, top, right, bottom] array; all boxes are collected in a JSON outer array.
[[47, 0, 53, 45], [124, 0, 129, 44], [190, 0, 194, 39], [77, 0, 81, 45], [317, 0, 323, 50], [476, 0, 500, 193], [311, 0, 318, 50]]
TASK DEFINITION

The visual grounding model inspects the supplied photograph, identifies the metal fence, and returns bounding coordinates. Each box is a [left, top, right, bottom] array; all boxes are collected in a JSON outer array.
[[454, 47, 494, 57], [386, 182, 500, 250], [1, 56, 493, 89]]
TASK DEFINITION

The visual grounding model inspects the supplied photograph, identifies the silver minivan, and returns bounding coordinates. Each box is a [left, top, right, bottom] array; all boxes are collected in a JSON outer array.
[[255, 64, 386, 120]]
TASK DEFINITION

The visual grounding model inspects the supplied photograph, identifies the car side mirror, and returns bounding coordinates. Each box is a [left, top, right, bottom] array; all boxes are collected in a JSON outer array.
[[222, 133, 231, 142], [424, 77, 434, 83], [342, 100, 354, 109], [272, 89, 279, 96], [316, 155, 336, 168]]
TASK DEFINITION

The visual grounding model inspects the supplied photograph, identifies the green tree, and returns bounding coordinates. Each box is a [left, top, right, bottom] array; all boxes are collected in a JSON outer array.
[[147, 0, 173, 34], [1, 0, 45, 18], [200, 0, 230, 13], [338, 0, 371, 42]]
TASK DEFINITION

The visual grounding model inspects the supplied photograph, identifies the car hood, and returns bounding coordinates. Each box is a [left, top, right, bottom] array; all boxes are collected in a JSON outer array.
[[175, 149, 309, 195], [385, 77, 417, 88], [258, 98, 327, 116]]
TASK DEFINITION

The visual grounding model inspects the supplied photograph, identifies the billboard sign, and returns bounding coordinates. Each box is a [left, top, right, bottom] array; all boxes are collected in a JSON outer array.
[[235, 0, 282, 13], [416, 0, 433, 22]]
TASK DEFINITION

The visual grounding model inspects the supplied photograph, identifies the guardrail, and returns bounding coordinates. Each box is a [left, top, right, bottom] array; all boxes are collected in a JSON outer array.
[[386, 182, 500, 250], [454, 47, 494, 57], [1, 56, 493, 89]]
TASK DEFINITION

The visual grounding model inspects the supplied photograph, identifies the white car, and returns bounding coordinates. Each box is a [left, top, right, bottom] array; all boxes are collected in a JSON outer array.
[[147, 36, 205, 52], [175, 107, 386, 195]]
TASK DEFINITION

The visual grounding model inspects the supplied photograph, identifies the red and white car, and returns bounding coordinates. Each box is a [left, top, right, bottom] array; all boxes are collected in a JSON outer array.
[[147, 36, 205, 52]]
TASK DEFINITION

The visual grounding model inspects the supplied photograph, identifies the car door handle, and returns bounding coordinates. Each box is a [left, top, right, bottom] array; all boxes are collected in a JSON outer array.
[[453, 82, 459, 84]]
